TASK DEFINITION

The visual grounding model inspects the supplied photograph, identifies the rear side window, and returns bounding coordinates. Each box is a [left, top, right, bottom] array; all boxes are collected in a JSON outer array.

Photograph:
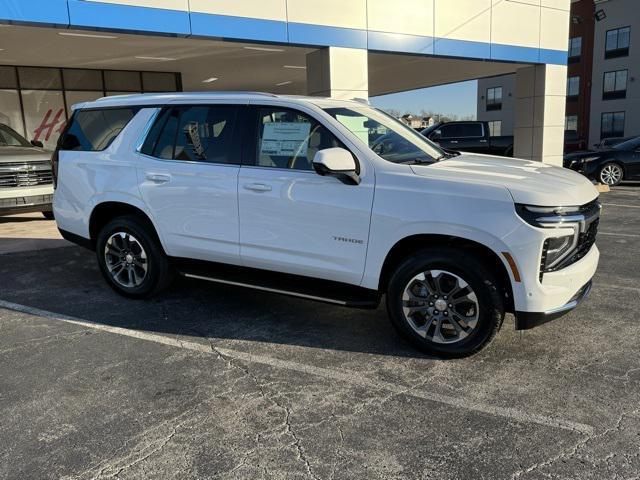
[[440, 123, 483, 139], [60, 107, 139, 151], [140, 105, 240, 164]]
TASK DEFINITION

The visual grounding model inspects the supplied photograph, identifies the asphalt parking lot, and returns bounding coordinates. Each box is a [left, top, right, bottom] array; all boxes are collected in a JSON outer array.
[[1, 186, 639, 480]]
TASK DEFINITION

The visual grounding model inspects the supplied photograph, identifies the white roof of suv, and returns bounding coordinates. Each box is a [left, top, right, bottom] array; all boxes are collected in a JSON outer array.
[[73, 92, 369, 111]]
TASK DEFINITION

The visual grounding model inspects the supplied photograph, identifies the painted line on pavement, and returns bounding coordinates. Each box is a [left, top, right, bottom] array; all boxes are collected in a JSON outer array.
[[0, 299, 594, 436], [599, 232, 640, 238], [602, 203, 640, 209]]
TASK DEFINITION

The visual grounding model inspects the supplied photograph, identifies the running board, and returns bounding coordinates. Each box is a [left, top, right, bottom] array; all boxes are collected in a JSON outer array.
[[173, 258, 381, 309]]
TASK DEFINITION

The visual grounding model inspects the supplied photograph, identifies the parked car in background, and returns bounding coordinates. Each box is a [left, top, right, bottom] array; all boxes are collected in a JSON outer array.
[[53, 92, 600, 357], [564, 136, 640, 186], [0, 123, 54, 218], [594, 137, 631, 150], [421, 121, 514, 157]]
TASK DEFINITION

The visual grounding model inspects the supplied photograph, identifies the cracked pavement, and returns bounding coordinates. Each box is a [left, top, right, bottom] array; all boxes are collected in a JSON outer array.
[[1, 185, 640, 479]]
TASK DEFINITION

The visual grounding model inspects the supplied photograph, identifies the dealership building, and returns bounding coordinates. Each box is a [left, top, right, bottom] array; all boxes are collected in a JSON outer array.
[[478, 0, 637, 149], [1, 0, 570, 164]]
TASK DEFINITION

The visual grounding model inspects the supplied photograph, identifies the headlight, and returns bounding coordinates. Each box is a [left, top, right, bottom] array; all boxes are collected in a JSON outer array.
[[541, 234, 577, 270], [515, 204, 582, 277]]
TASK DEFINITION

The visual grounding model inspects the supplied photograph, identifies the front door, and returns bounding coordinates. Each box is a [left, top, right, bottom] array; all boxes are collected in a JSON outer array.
[[136, 105, 242, 264], [238, 105, 375, 285]]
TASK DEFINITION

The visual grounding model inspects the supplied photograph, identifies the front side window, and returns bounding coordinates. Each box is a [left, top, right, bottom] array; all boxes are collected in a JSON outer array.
[[440, 123, 483, 138], [141, 105, 239, 164], [567, 76, 580, 99], [603, 70, 628, 100], [568, 36, 582, 59], [605, 26, 630, 58], [256, 107, 343, 171], [61, 107, 139, 151], [324, 106, 444, 164], [601, 111, 625, 139], [0, 124, 31, 147], [486, 87, 502, 111]]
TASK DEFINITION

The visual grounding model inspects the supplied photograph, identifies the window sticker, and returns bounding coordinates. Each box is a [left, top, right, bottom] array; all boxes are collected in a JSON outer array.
[[260, 122, 311, 156]]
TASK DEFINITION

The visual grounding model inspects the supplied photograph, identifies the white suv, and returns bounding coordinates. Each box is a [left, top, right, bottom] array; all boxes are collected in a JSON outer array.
[[52, 92, 600, 357]]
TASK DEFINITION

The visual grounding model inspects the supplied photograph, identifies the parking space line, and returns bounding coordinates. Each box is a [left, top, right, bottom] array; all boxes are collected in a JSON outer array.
[[0, 299, 594, 436], [598, 283, 640, 294], [602, 203, 640, 209], [599, 232, 640, 238]]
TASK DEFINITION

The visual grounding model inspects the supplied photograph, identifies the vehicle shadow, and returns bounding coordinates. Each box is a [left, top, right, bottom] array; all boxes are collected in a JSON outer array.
[[0, 245, 434, 359]]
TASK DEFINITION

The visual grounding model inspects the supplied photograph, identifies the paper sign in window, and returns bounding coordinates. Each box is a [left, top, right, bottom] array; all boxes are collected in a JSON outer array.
[[260, 122, 311, 157]]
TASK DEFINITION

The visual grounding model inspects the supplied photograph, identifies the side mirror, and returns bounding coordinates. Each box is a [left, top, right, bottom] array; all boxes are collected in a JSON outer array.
[[431, 130, 442, 141], [31, 139, 44, 148], [313, 148, 360, 185]]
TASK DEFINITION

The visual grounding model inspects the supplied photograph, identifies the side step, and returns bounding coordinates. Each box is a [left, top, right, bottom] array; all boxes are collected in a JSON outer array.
[[173, 258, 381, 309]]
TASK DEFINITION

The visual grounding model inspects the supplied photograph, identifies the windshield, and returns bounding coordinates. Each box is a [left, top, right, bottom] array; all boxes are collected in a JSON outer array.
[[324, 106, 445, 164], [614, 137, 640, 151], [0, 124, 31, 148]]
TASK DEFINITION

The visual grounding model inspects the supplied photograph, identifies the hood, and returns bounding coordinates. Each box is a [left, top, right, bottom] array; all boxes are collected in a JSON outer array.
[[0, 145, 52, 164], [411, 153, 598, 206]]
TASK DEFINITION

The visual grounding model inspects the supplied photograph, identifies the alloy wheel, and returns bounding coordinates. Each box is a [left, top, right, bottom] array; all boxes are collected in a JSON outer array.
[[104, 232, 148, 288], [401, 269, 479, 344], [600, 164, 623, 185]]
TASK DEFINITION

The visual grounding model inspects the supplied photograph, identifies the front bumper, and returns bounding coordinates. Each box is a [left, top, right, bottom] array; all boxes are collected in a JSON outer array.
[[515, 280, 592, 330], [0, 193, 52, 216]]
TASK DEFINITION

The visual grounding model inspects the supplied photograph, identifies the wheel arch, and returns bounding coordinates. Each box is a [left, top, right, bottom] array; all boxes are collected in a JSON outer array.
[[89, 201, 164, 252], [378, 234, 515, 313]]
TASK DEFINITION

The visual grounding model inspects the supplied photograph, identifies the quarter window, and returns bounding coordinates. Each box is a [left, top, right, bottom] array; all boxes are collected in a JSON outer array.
[[486, 87, 502, 111], [601, 112, 625, 139], [60, 107, 139, 151], [255, 107, 343, 171], [605, 26, 630, 58], [603, 70, 628, 100]]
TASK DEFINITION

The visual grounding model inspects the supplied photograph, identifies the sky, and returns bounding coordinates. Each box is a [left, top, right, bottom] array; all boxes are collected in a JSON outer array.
[[370, 79, 478, 119]]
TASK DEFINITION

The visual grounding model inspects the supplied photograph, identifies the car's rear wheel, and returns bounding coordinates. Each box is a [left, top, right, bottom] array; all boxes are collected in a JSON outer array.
[[96, 215, 173, 298], [599, 162, 623, 186], [386, 248, 504, 358]]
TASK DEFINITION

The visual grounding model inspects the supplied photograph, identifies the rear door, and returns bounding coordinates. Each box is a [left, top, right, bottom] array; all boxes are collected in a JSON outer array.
[[440, 123, 486, 152], [237, 104, 375, 285], [135, 104, 242, 264]]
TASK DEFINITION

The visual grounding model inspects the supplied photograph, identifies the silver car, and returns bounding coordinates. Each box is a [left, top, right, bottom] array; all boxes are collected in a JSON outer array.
[[0, 123, 54, 218]]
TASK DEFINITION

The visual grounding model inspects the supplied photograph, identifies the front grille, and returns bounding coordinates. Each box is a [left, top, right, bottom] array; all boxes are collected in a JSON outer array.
[[0, 162, 53, 188]]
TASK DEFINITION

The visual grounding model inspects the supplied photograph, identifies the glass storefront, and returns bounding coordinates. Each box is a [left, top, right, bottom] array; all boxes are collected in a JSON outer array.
[[0, 66, 180, 149]]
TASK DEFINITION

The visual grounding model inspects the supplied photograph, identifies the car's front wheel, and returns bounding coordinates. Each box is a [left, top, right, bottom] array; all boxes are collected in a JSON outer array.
[[96, 215, 173, 298], [598, 162, 624, 186], [386, 248, 504, 358]]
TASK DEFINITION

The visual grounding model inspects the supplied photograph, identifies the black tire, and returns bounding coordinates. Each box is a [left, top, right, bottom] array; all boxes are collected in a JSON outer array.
[[42, 211, 54, 220], [96, 214, 173, 298], [386, 247, 504, 358], [504, 146, 514, 157], [598, 162, 624, 186]]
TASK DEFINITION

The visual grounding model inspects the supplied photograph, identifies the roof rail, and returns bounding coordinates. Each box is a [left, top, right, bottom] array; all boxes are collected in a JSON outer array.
[[168, 91, 279, 97]]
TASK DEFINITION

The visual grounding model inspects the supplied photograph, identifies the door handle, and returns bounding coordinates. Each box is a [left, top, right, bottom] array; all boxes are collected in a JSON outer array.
[[449, 140, 459, 144], [243, 183, 272, 192], [146, 173, 171, 184]]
